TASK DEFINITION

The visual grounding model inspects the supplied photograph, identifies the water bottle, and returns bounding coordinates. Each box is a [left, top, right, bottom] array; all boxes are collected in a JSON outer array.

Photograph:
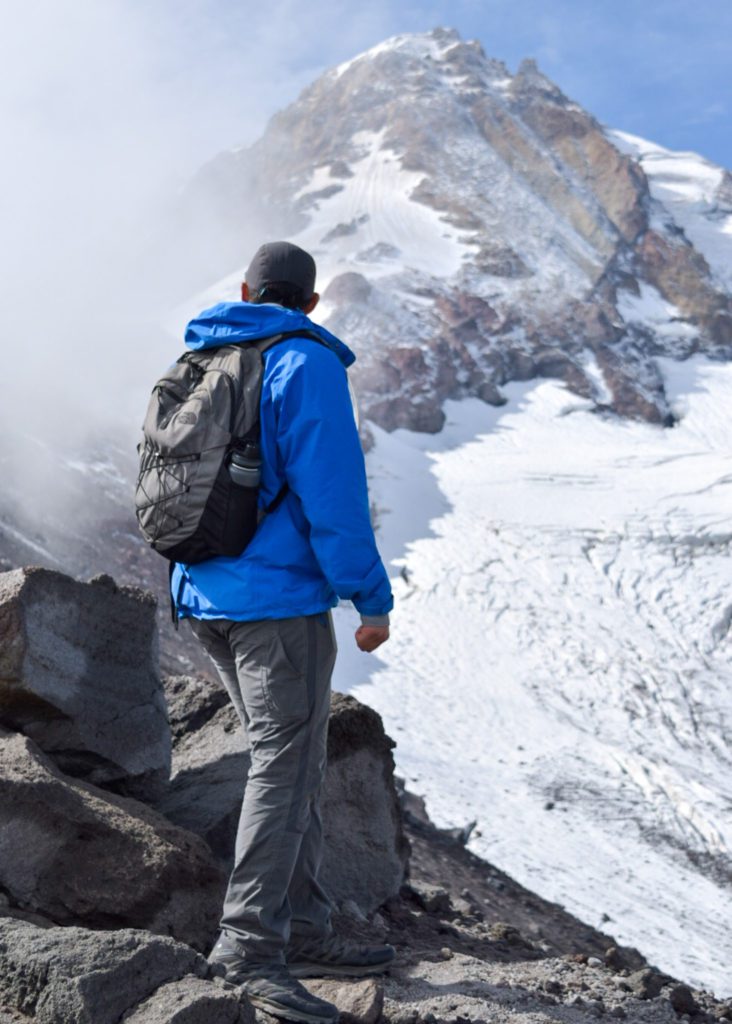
[[229, 443, 261, 488]]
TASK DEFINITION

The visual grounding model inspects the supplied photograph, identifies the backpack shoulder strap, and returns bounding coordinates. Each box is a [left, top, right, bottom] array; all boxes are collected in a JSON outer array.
[[253, 329, 328, 356]]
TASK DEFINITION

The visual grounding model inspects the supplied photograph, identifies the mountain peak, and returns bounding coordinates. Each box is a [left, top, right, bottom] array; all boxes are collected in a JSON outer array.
[[333, 26, 459, 69], [329, 26, 511, 96], [182, 28, 732, 433]]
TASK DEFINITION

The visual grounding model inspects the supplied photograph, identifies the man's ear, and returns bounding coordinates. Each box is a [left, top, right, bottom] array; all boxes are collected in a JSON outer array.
[[241, 282, 250, 302], [302, 292, 320, 315]]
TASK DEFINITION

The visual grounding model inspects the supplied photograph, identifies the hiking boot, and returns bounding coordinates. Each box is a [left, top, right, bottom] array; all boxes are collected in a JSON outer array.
[[208, 935, 339, 1024], [287, 932, 396, 978]]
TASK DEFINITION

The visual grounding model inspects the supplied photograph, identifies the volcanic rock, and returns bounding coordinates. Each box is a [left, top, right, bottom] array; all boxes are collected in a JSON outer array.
[[0, 728, 223, 950], [0, 567, 169, 800], [627, 967, 672, 1000], [668, 984, 700, 1016], [0, 918, 209, 1024], [156, 696, 247, 859], [163, 672, 230, 744], [121, 977, 253, 1024], [322, 693, 409, 911]]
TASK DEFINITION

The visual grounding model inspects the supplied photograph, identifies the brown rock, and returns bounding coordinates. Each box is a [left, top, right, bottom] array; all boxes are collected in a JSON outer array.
[[638, 229, 731, 341], [511, 62, 649, 242], [303, 978, 384, 1024]]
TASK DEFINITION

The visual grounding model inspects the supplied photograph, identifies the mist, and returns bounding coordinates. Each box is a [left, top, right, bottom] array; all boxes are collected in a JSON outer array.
[[0, 0, 403, 462]]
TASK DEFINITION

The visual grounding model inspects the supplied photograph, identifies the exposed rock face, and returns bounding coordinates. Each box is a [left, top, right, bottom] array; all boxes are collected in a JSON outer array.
[[181, 28, 732, 431], [0, 567, 170, 800], [158, 678, 408, 913], [637, 228, 732, 343], [0, 727, 224, 950], [0, 919, 210, 1024]]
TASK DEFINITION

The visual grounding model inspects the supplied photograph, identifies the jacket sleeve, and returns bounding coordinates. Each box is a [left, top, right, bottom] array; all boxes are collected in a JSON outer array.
[[271, 342, 393, 619]]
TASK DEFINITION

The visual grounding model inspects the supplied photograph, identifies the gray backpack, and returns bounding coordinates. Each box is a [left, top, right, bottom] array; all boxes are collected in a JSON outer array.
[[135, 331, 321, 565]]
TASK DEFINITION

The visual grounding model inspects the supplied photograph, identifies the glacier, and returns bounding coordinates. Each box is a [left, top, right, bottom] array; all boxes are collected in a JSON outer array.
[[333, 355, 732, 996]]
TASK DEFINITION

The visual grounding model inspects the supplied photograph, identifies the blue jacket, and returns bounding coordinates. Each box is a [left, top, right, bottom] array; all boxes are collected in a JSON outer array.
[[171, 301, 393, 623]]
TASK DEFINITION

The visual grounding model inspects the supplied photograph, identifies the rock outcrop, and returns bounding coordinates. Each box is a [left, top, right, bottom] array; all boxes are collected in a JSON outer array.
[[0, 727, 223, 950], [322, 693, 409, 913], [0, 567, 169, 800]]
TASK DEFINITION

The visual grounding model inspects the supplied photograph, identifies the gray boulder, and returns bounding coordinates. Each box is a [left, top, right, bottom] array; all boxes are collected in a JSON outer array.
[[158, 679, 408, 913], [322, 693, 409, 912], [0, 918, 209, 1024], [163, 673, 230, 743], [156, 685, 249, 857], [122, 977, 253, 1023], [0, 567, 170, 800], [0, 728, 224, 950]]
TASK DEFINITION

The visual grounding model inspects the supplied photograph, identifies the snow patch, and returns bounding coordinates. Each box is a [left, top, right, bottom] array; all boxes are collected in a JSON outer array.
[[291, 129, 476, 292], [617, 282, 698, 339]]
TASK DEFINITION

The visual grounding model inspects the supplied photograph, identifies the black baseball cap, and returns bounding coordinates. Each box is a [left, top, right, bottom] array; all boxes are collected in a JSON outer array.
[[245, 241, 317, 301]]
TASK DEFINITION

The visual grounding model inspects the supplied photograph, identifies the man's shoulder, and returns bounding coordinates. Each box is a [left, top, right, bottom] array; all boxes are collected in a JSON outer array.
[[264, 333, 344, 375]]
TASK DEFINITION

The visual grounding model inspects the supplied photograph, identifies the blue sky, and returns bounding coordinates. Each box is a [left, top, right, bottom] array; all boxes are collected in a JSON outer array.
[[151, 0, 732, 171]]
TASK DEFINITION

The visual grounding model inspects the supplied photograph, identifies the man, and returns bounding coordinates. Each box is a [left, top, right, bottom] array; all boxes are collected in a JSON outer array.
[[171, 241, 395, 1024]]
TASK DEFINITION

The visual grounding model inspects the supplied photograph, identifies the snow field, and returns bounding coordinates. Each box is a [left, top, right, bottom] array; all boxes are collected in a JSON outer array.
[[333, 358, 732, 997]]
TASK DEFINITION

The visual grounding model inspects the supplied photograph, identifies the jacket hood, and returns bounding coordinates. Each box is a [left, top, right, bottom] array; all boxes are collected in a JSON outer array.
[[184, 301, 356, 369]]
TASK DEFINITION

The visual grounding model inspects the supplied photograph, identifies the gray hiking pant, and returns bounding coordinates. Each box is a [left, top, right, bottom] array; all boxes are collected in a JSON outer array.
[[189, 612, 337, 962]]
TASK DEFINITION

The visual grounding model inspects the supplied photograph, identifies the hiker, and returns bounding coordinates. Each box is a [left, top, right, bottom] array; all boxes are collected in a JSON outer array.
[[170, 241, 394, 1023]]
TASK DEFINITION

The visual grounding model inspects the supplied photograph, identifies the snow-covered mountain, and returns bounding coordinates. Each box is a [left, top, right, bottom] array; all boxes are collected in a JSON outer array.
[[182, 27, 731, 434], [2, 26, 731, 995]]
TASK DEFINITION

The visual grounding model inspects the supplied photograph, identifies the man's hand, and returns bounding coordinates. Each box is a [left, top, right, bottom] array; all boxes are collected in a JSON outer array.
[[355, 625, 390, 653]]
